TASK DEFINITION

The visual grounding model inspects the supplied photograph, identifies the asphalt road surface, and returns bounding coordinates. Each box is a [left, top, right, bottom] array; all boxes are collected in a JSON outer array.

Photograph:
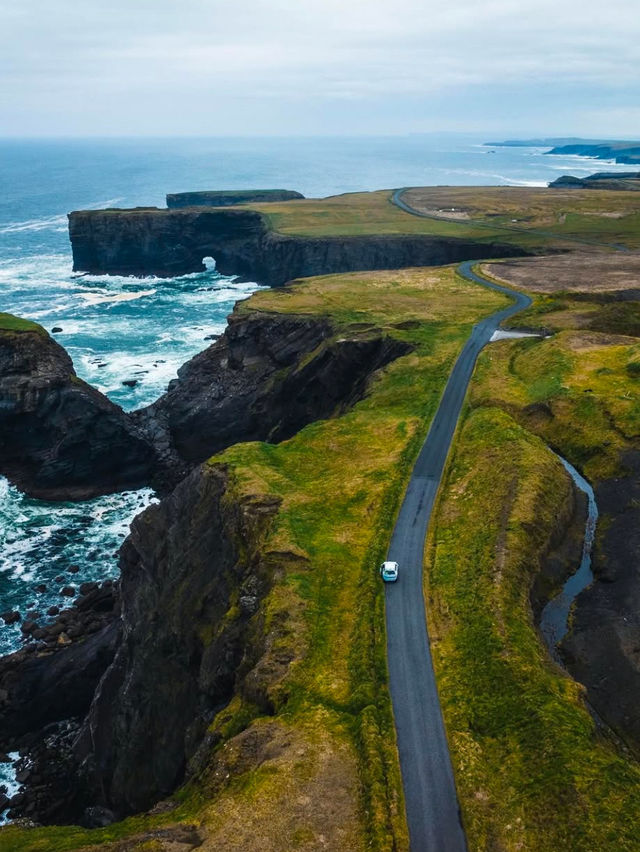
[[385, 260, 531, 850]]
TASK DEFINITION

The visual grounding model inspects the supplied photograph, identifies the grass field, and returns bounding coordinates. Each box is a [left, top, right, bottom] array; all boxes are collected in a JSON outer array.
[[426, 404, 640, 851], [247, 187, 640, 250], [0, 267, 509, 852], [0, 313, 47, 335]]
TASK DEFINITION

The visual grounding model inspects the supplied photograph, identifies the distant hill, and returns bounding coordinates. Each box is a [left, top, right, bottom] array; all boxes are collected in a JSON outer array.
[[486, 139, 640, 165], [549, 171, 640, 190], [485, 137, 602, 148], [166, 189, 304, 208]]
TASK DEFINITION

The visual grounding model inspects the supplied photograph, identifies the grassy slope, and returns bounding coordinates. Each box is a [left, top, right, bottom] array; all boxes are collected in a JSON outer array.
[[425, 277, 640, 850], [0, 313, 47, 335], [1, 267, 508, 852], [247, 188, 640, 250]]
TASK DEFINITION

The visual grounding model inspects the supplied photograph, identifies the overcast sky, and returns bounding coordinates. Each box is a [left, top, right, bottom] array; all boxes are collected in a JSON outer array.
[[1, 0, 638, 137]]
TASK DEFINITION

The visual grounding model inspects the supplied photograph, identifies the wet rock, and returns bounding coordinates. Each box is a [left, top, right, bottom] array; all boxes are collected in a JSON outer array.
[[15, 767, 32, 784], [60, 587, 76, 598], [54, 575, 65, 584], [67, 565, 80, 574], [0, 793, 8, 812], [20, 621, 37, 635], [122, 379, 138, 388], [0, 752, 11, 763], [47, 606, 60, 617], [51, 327, 63, 333], [79, 582, 99, 596], [1, 611, 21, 625], [34, 584, 47, 594], [0, 320, 159, 500]]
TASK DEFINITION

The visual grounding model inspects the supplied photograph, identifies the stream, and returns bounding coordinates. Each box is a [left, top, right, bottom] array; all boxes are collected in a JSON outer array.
[[539, 454, 598, 663]]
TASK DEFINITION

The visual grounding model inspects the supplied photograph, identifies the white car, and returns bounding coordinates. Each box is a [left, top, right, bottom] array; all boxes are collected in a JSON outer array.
[[380, 561, 399, 583]]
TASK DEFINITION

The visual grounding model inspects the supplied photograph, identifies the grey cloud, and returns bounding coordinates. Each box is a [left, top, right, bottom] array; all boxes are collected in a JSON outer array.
[[0, 0, 638, 135]]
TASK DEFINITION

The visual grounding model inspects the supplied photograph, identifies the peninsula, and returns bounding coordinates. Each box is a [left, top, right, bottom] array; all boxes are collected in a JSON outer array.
[[3, 184, 640, 852]]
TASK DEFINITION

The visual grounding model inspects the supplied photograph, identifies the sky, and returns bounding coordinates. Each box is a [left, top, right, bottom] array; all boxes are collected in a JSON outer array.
[[0, 0, 638, 137]]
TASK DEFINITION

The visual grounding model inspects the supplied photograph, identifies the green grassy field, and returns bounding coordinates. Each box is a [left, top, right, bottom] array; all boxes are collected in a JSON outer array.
[[0, 313, 47, 335], [247, 187, 640, 250]]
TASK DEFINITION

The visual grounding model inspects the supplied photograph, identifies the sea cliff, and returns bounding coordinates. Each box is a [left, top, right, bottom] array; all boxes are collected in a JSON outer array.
[[68, 206, 529, 284]]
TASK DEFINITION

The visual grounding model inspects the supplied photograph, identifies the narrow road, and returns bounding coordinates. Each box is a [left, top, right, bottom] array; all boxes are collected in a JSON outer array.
[[385, 260, 531, 851]]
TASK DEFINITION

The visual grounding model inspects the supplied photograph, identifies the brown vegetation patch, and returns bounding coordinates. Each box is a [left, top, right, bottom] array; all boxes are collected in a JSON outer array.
[[198, 717, 363, 851], [483, 252, 640, 294]]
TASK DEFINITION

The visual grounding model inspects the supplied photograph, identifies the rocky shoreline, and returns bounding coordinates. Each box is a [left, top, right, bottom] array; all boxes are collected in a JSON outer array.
[[0, 298, 413, 826]]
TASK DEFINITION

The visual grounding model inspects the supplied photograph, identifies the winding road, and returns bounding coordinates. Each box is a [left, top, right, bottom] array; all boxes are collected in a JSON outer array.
[[384, 258, 531, 851]]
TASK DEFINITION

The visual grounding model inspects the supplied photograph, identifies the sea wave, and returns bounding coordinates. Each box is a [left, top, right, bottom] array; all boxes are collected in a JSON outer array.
[[78, 288, 157, 306], [0, 197, 124, 235]]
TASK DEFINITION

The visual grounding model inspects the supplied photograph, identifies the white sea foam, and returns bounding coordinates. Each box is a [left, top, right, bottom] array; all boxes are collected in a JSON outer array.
[[0, 214, 69, 235], [0, 752, 20, 824], [0, 198, 123, 236], [78, 288, 157, 306]]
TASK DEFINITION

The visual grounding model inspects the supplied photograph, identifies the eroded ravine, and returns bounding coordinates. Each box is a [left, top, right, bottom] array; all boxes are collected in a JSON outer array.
[[539, 455, 598, 663]]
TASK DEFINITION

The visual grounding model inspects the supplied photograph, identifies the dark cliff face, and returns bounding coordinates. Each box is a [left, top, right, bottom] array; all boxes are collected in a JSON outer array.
[[0, 323, 157, 500], [166, 189, 304, 208], [0, 307, 410, 501], [73, 464, 280, 817], [68, 207, 267, 279], [68, 207, 530, 285], [136, 310, 411, 466]]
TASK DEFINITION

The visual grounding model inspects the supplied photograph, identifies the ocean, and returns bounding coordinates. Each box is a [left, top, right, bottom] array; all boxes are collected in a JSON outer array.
[[0, 134, 629, 658]]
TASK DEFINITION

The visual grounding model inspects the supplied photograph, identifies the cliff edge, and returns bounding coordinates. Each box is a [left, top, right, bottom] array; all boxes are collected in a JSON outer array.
[[0, 313, 157, 500]]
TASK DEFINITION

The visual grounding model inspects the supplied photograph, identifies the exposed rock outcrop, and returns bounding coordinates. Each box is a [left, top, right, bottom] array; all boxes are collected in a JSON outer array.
[[135, 310, 411, 466], [68, 206, 530, 284], [166, 189, 304, 208], [0, 305, 414, 823], [0, 581, 120, 750], [0, 318, 157, 500], [69, 464, 279, 817]]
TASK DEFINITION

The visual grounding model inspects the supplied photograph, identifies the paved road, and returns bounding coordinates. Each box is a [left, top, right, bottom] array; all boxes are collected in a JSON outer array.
[[385, 260, 531, 851]]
